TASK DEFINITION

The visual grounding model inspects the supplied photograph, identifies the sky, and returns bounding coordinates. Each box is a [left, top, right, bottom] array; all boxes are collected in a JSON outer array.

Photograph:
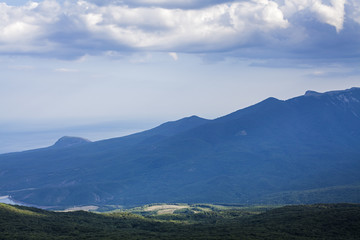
[[0, 0, 360, 153]]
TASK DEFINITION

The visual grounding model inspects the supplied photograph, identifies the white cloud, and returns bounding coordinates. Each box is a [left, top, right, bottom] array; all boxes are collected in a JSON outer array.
[[311, 0, 346, 32], [168, 52, 178, 61], [312, 70, 325, 76], [71, 0, 289, 51], [130, 0, 197, 5], [282, 0, 346, 32], [0, 0, 288, 54], [0, 1, 61, 52], [348, 0, 360, 25], [54, 68, 78, 72], [87, 0, 231, 9], [0, 0, 357, 60]]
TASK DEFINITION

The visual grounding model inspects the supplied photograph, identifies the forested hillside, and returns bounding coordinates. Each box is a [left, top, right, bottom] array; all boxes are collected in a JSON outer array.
[[0, 203, 360, 240]]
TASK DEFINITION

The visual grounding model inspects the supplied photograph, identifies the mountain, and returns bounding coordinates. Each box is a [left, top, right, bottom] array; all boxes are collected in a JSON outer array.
[[52, 136, 91, 148], [0, 87, 360, 208]]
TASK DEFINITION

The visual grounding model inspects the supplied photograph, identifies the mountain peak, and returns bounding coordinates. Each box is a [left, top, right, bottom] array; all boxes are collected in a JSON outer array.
[[53, 136, 91, 148], [303, 88, 360, 106], [305, 87, 360, 97], [150, 115, 209, 136], [304, 90, 321, 97]]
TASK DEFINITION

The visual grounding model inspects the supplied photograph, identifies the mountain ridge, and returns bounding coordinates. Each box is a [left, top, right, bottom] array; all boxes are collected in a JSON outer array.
[[1, 87, 360, 208]]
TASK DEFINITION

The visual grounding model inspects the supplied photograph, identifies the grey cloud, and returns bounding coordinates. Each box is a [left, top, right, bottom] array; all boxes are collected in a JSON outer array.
[[0, 0, 358, 65]]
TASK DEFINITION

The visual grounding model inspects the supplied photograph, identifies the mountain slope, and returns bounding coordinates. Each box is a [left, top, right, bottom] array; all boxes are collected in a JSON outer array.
[[0, 88, 360, 208]]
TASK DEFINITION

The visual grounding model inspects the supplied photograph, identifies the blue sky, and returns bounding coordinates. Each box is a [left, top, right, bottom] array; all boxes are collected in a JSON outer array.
[[0, 0, 360, 153]]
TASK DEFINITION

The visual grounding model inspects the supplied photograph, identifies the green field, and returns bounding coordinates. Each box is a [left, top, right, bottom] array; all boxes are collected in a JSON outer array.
[[1, 203, 360, 239]]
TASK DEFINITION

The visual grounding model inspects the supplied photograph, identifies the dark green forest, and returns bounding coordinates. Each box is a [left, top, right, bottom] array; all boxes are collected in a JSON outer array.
[[1, 203, 360, 239]]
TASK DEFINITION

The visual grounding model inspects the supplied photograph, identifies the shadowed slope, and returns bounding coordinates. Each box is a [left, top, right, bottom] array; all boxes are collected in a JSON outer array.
[[0, 88, 360, 207]]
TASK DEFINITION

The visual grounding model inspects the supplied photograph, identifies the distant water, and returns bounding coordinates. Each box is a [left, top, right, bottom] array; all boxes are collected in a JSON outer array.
[[0, 196, 17, 205], [0, 120, 157, 154]]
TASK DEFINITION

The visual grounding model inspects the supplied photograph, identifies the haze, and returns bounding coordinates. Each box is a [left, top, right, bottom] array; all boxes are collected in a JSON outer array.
[[0, 0, 359, 153]]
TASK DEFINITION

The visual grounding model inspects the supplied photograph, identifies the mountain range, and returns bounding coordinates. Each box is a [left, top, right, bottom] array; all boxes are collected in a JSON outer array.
[[1, 87, 360, 208]]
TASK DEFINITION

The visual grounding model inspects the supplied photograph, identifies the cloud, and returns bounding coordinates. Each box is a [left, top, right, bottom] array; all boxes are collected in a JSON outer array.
[[87, 0, 232, 9], [0, 1, 289, 53], [348, 0, 360, 25], [305, 67, 360, 79], [0, 0, 358, 65], [281, 0, 347, 33], [168, 52, 178, 61], [0, 1, 61, 50], [54, 68, 78, 72], [311, 0, 346, 32]]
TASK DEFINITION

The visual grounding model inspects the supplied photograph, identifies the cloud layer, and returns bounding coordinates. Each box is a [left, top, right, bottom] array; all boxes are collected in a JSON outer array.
[[0, 0, 358, 62]]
